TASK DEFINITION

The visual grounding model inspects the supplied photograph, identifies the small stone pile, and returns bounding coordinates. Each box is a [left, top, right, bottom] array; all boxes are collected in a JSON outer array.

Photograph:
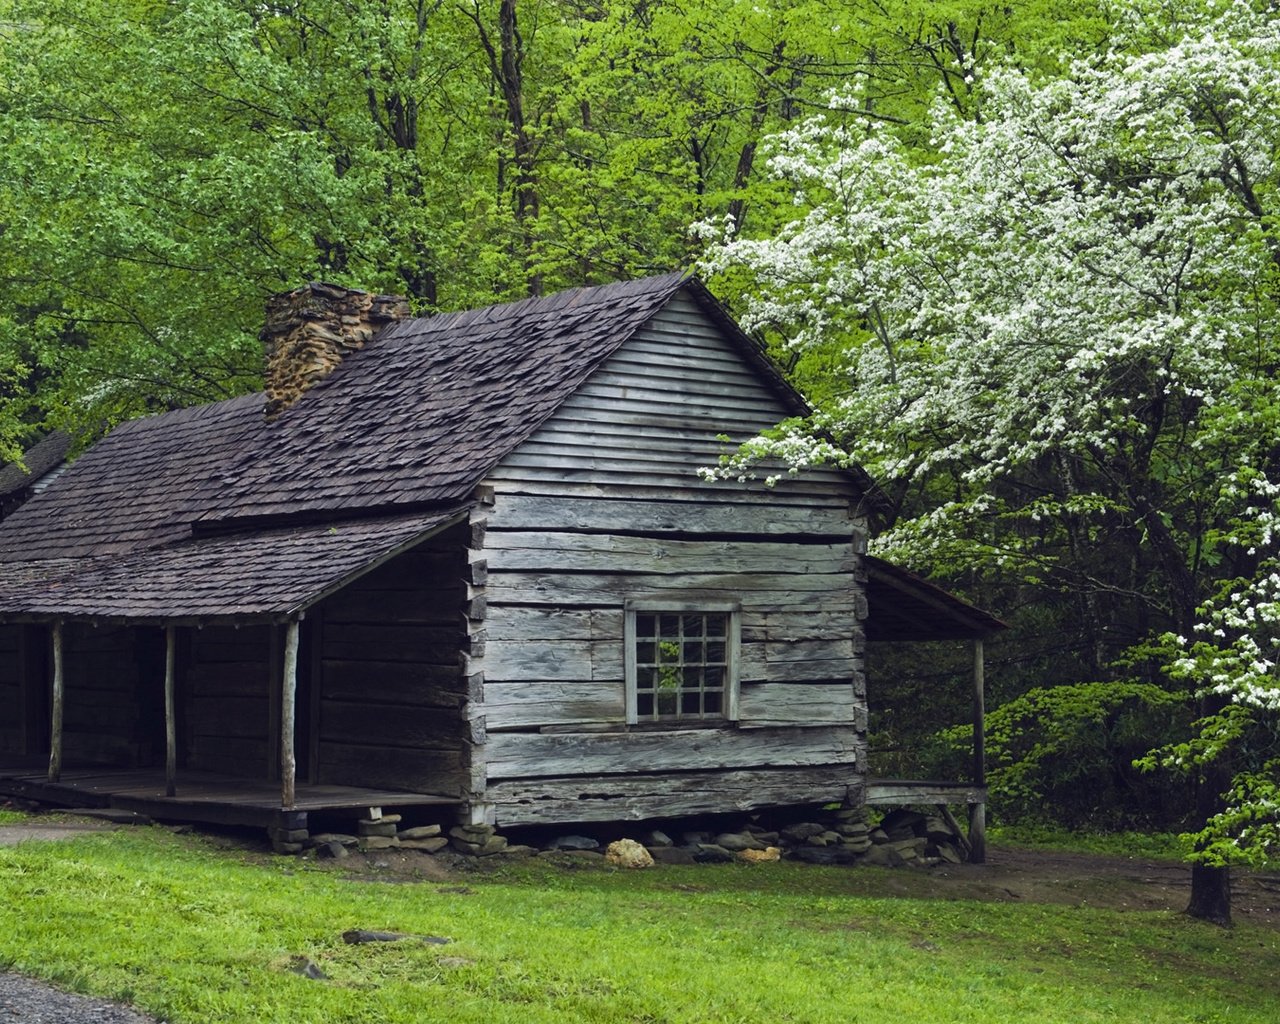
[[782, 808, 966, 868], [530, 807, 966, 869], [306, 815, 451, 858], [448, 823, 509, 857]]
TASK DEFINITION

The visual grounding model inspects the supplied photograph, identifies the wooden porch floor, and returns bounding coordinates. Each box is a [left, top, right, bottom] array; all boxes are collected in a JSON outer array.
[[0, 760, 461, 830]]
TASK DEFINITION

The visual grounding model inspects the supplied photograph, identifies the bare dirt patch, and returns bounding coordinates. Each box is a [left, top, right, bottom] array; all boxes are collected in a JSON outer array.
[[0, 821, 114, 846], [917, 846, 1280, 928]]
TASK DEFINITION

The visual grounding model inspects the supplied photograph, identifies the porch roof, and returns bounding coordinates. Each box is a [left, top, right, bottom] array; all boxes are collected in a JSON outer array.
[[864, 555, 1008, 641], [0, 505, 470, 625]]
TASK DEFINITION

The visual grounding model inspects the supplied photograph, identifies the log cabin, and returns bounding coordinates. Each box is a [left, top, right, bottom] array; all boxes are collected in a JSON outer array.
[[0, 275, 1003, 850]]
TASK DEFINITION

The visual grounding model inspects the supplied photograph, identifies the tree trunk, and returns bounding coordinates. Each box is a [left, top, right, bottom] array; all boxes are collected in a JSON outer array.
[[1186, 728, 1233, 926], [468, 0, 541, 295], [1186, 863, 1231, 926]]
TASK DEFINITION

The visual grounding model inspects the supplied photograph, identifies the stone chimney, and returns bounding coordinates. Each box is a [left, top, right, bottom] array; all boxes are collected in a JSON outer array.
[[262, 282, 411, 419]]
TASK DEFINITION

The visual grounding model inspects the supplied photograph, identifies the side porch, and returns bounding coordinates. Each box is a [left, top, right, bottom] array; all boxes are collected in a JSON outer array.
[[0, 760, 461, 842], [863, 555, 1004, 863], [0, 509, 478, 848]]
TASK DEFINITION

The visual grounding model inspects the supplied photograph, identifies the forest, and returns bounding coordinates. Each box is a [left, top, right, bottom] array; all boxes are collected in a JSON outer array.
[[1, 0, 1277, 924]]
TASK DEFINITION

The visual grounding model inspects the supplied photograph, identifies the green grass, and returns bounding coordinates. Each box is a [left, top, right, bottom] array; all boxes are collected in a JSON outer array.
[[988, 824, 1196, 862], [0, 827, 1276, 1023]]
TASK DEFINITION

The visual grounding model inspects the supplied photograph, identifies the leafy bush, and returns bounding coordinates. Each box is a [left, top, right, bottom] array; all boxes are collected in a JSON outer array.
[[927, 682, 1194, 830]]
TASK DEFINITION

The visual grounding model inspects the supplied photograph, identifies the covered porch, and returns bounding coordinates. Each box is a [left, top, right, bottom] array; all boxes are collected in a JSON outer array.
[[0, 507, 477, 848], [864, 555, 1007, 863], [0, 760, 460, 837]]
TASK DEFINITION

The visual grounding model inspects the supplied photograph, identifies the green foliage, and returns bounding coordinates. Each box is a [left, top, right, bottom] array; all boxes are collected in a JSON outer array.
[[989, 824, 1196, 863], [932, 682, 1193, 829], [0, 0, 1111, 451], [703, 0, 1280, 882], [0, 828, 1276, 1023]]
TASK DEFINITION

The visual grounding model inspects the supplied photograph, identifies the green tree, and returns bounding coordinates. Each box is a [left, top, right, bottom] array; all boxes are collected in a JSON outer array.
[[702, 0, 1280, 923]]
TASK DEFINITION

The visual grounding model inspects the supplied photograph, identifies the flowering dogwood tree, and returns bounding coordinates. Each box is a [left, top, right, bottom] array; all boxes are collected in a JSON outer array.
[[701, 0, 1280, 923]]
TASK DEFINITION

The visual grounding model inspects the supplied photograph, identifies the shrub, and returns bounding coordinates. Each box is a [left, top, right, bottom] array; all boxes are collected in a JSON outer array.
[[927, 681, 1194, 829]]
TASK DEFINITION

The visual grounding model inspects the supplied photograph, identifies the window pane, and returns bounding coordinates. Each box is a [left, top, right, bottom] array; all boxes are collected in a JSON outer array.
[[631, 608, 734, 723]]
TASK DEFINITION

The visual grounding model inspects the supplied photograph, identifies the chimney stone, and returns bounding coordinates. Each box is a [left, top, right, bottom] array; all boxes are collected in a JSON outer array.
[[262, 282, 410, 419]]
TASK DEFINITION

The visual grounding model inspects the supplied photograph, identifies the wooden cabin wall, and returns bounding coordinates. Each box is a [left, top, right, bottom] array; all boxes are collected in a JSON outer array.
[[61, 623, 157, 765], [313, 524, 470, 796], [477, 293, 869, 825], [183, 624, 273, 778], [0, 625, 21, 755]]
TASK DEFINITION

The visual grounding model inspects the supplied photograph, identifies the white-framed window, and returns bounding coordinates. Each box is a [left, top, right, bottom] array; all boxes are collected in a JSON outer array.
[[624, 600, 740, 725]]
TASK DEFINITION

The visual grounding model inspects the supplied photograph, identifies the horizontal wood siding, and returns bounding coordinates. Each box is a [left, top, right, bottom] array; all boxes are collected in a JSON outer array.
[[488, 765, 862, 826], [0, 625, 19, 754], [485, 293, 854, 506], [477, 293, 869, 821], [184, 625, 272, 778], [315, 525, 470, 796]]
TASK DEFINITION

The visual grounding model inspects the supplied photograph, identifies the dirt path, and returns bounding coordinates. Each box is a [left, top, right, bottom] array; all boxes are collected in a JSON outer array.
[[0, 822, 113, 846], [0, 973, 162, 1024], [904, 845, 1280, 928]]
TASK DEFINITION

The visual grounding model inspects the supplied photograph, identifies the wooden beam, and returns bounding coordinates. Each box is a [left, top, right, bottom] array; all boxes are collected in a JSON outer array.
[[937, 804, 972, 858], [48, 621, 63, 783], [281, 618, 300, 810], [164, 625, 177, 797], [970, 638, 987, 864]]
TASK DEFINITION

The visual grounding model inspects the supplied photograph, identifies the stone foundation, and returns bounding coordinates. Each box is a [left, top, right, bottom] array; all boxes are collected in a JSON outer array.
[[290, 806, 970, 867]]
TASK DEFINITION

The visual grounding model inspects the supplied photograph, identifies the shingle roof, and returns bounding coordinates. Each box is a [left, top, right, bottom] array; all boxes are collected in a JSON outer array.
[[0, 273, 884, 622], [0, 395, 264, 561], [192, 273, 693, 526], [864, 556, 1009, 640], [0, 430, 72, 499], [0, 507, 467, 622]]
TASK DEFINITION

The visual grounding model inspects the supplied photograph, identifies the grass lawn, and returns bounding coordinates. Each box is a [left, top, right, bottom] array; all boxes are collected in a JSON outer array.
[[0, 825, 1276, 1023]]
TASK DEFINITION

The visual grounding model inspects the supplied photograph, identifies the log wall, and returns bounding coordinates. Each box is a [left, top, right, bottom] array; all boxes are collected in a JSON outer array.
[[314, 524, 471, 796], [477, 293, 869, 825], [61, 623, 163, 766], [0, 625, 20, 755], [183, 624, 273, 778]]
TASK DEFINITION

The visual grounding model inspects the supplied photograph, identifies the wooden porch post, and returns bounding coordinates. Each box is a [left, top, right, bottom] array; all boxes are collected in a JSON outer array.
[[164, 625, 177, 797], [969, 637, 987, 864], [48, 620, 64, 783], [280, 618, 300, 810]]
